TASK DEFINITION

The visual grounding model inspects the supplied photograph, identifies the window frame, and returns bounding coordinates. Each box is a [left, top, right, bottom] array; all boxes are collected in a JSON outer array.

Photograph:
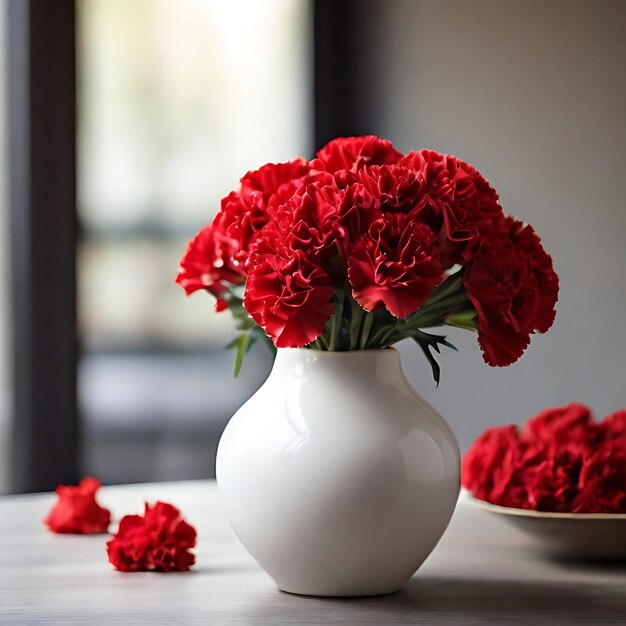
[[6, 0, 78, 493], [4, 0, 364, 492]]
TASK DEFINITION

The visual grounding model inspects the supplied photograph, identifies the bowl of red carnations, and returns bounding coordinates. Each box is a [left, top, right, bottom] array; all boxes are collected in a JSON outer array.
[[463, 403, 626, 560]]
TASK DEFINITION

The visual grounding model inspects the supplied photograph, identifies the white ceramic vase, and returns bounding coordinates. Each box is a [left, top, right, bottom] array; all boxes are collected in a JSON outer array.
[[216, 348, 460, 597]]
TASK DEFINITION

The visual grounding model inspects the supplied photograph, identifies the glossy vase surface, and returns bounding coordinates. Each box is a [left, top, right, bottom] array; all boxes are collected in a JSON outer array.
[[216, 348, 460, 597]]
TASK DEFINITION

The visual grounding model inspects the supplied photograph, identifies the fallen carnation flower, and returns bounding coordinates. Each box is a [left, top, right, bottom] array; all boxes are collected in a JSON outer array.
[[106, 501, 197, 572], [43, 477, 111, 534], [462, 403, 626, 513]]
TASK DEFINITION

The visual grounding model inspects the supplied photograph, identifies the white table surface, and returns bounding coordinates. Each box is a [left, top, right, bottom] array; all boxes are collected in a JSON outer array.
[[1, 480, 625, 625]]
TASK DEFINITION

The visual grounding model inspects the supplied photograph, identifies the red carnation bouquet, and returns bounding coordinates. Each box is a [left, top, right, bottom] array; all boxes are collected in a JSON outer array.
[[177, 136, 559, 382]]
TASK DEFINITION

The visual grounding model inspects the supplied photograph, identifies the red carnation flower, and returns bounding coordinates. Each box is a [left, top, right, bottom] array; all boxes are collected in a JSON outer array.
[[398, 150, 505, 268], [175, 220, 245, 309], [266, 182, 350, 267], [357, 164, 427, 214], [523, 403, 599, 443], [106, 501, 197, 572], [240, 159, 310, 204], [264, 177, 382, 275], [530, 442, 585, 511], [507, 219, 560, 334], [463, 217, 559, 366], [348, 214, 444, 318], [244, 247, 335, 348], [43, 477, 111, 534], [312, 135, 402, 174], [176, 159, 310, 305], [573, 440, 626, 513], [462, 425, 521, 505], [454, 157, 503, 222], [336, 182, 382, 240]]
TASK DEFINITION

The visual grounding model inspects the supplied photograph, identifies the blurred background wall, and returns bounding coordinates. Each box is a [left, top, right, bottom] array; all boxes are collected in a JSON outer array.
[[1, 0, 624, 492], [0, 2, 8, 493], [358, 0, 626, 446]]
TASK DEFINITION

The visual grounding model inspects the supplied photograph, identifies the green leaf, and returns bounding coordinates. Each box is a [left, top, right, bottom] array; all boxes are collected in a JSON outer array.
[[410, 329, 458, 386], [225, 331, 254, 377], [224, 337, 239, 350], [416, 269, 464, 308], [446, 309, 479, 331]]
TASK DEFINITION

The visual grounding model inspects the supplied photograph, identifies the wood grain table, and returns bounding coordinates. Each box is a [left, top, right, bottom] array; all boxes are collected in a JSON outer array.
[[1, 481, 625, 625]]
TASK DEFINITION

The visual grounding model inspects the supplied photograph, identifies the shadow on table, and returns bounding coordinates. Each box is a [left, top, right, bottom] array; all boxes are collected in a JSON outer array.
[[394, 575, 625, 617], [548, 556, 626, 572], [241, 575, 626, 625]]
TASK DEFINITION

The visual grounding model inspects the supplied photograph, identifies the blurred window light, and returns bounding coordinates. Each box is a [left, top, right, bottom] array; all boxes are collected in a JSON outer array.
[[78, 0, 312, 483]]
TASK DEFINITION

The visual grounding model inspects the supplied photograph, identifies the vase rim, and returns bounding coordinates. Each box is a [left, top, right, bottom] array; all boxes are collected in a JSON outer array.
[[276, 347, 398, 356]]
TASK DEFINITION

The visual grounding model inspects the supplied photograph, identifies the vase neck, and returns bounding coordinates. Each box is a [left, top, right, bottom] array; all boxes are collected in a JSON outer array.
[[270, 348, 406, 387]]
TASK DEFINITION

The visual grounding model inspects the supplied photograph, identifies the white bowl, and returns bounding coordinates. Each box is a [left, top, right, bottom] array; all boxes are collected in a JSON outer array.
[[462, 490, 626, 561]]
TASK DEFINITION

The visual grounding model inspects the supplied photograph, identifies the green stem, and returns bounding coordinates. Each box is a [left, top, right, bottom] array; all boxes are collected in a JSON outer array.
[[349, 297, 365, 350], [402, 295, 471, 330], [329, 293, 345, 351], [360, 313, 374, 349], [367, 319, 398, 348]]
